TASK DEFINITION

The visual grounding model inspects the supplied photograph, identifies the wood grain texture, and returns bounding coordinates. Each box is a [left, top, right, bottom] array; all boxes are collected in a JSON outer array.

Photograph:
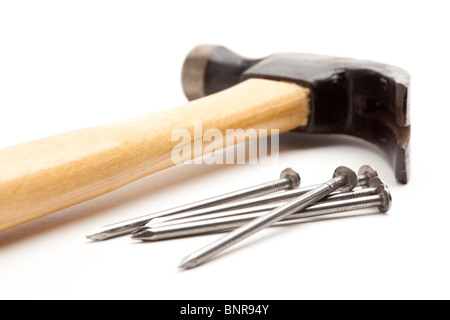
[[0, 78, 310, 231]]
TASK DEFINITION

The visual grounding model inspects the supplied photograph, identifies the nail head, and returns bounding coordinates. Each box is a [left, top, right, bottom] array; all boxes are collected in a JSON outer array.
[[333, 166, 358, 192], [280, 168, 301, 189]]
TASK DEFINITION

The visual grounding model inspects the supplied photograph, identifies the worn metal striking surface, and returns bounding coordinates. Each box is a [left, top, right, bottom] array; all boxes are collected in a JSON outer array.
[[182, 46, 411, 184]]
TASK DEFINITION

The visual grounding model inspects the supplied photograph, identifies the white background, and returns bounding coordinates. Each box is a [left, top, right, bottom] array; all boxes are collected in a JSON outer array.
[[0, 0, 448, 299]]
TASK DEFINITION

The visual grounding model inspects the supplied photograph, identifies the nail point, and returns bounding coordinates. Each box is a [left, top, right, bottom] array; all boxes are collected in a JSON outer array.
[[131, 227, 155, 240], [178, 256, 200, 269]]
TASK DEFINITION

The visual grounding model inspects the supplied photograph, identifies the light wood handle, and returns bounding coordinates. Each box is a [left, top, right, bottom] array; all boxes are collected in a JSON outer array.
[[0, 78, 310, 231]]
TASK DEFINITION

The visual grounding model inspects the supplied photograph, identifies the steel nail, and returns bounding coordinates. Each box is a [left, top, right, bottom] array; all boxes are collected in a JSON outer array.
[[132, 178, 388, 241], [141, 185, 381, 232], [176, 166, 357, 269], [85, 168, 300, 240], [146, 165, 378, 226]]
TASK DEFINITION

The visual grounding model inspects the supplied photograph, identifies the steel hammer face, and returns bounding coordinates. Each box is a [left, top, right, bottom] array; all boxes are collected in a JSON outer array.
[[182, 45, 411, 184]]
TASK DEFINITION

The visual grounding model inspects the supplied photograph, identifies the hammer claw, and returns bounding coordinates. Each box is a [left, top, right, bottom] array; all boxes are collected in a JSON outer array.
[[182, 45, 411, 183]]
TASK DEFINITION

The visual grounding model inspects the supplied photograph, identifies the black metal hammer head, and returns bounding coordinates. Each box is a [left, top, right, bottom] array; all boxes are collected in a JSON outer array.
[[182, 45, 411, 184]]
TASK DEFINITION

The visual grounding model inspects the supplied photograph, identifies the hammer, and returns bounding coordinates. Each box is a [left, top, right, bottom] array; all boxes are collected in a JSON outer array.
[[0, 45, 410, 232]]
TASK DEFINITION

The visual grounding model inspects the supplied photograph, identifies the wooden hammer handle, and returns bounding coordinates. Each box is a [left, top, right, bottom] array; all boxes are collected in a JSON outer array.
[[0, 79, 309, 232]]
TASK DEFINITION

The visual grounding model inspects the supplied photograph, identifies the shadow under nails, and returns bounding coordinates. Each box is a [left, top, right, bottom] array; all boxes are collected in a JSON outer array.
[[179, 210, 386, 269]]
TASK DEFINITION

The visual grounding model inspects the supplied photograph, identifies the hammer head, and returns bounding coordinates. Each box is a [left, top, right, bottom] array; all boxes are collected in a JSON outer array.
[[182, 45, 411, 184]]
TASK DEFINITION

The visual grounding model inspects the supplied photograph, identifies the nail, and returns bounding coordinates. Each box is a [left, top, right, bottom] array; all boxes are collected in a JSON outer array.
[[85, 168, 300, 240], [146, 165, 378, 226], [177, 166, 357, 269], [132, 178, 388, 241], [356, 165, 378, 187], [138, 179, 383, 233]]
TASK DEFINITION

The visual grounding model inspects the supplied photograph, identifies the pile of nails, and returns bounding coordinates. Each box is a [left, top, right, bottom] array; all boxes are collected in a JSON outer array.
[[86, 165, 391, 269]]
